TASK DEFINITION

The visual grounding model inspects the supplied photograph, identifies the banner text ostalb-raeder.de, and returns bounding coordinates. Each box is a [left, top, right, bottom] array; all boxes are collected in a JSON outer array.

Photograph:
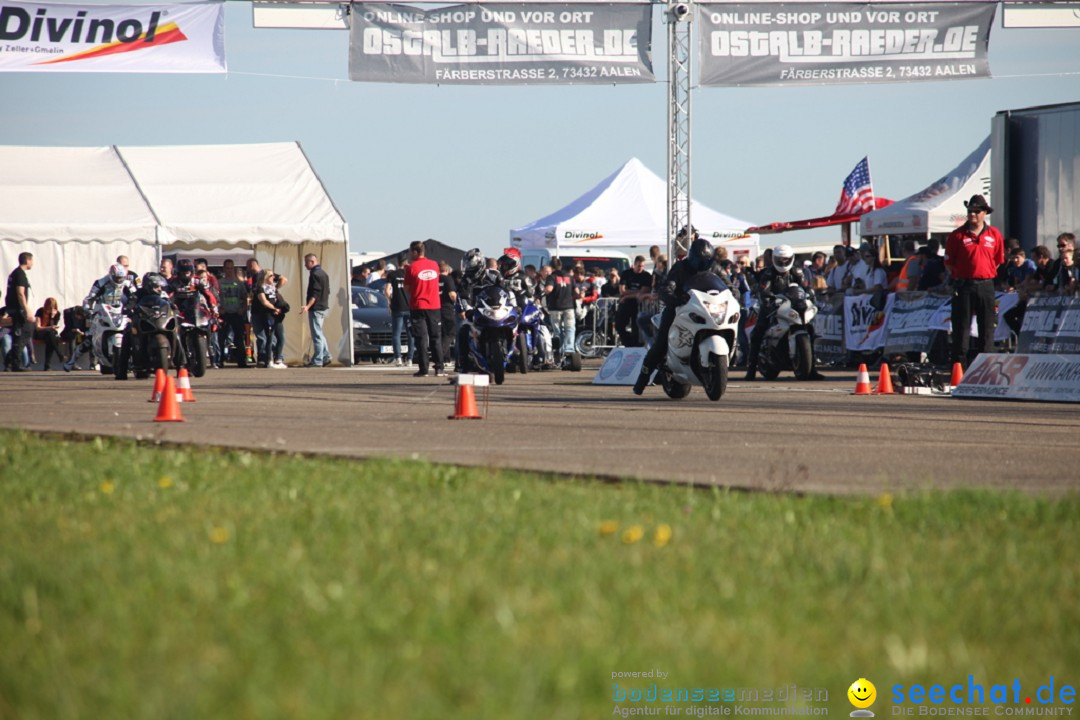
[[348, 2, 654, 84], [698, 2, 995, 86]]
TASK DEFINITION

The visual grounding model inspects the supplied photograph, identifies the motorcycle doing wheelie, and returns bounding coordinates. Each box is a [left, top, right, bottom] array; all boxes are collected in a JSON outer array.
[[653, 272, 741, 401], [753, 283, 819, 380], [457, 283, 521, 385], [175, 292, 214, 378], [115, 294, 181, 380], [87, 299, 130, 375]]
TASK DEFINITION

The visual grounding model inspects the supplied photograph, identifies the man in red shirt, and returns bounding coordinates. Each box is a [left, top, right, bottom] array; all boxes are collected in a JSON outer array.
[[944, 194, 1005, 368], [404, 240, 444, 377]]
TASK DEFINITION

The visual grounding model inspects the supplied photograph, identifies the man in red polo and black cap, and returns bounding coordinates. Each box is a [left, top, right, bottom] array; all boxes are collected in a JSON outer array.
[[944, 194, 1004, 368]]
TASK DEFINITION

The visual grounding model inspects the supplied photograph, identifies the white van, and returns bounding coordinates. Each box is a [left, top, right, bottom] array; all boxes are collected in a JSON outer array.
[[518, 247, 634, 275]]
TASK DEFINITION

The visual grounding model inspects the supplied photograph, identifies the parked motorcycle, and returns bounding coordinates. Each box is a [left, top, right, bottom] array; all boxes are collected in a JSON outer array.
[[653, 272, 740, 401], [115, 294, 181, 380], [754, 283, 819, 380], [457, 283, 521, 385], [87, 299, 130, 375], [176, 292, 214, 378]]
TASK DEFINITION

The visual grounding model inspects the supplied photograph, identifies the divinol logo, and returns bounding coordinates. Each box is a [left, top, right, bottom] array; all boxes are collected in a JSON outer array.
[[0, 6, 188, 65]]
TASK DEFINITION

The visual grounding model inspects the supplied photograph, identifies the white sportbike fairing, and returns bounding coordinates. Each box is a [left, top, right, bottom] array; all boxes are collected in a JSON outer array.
[[658, 272, 741, 402]]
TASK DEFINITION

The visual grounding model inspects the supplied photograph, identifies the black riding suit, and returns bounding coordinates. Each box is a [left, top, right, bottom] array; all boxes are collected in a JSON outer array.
[[639, 257, 698, 377], [746, 266, 808, 376]]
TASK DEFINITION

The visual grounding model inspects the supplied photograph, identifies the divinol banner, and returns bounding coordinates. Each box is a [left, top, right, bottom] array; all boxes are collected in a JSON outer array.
[[698, 2, 995, 86], [0, 1, 225, 73], [349, 3, 654, 85]]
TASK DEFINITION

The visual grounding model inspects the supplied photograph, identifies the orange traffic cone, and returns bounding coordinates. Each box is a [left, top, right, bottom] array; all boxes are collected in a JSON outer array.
[[176, 367, 196, 402], [448, 384, 483, 420], [875, 363, 896, 395], [852, 363, 873, 395], [148, 368, 166, 403], [154, 376, 185, 422], [950, 362, 964, 387]]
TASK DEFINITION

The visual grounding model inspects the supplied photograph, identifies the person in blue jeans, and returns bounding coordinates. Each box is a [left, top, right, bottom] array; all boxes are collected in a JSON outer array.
[[300, 253, 332, 367], [386, 258, 413, 366]]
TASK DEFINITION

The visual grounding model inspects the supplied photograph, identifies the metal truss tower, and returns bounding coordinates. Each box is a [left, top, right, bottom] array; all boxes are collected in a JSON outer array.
[[666, 1, 692, 261]]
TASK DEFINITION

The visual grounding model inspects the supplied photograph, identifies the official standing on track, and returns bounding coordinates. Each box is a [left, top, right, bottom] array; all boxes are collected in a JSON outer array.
[[944, 194, 1004, 368], [405, 240, 444, 378]]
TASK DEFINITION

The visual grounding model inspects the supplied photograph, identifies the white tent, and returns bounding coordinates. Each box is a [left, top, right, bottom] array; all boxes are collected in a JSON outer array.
[[510, 158, 759, 257], [861, 137, 991, 237], [0, 146, 160, 321], [0, 142, 352, 366]]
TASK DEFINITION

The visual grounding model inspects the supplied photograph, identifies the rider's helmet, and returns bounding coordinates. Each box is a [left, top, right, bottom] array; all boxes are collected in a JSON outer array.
[[687, 238, 715, 273], [461, 248, 486, 284], [479, 268, 503, 288], [175, 259, 195, 283], [109, 263, 128, 284], [143, 272, 168, 294], [497, 253, 521, 280], [772, 244, 795, 274]]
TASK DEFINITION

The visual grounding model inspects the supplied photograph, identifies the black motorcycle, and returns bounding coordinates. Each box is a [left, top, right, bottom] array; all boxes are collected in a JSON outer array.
[[176, 293, 214, 378], [115, 295, 181, 381]]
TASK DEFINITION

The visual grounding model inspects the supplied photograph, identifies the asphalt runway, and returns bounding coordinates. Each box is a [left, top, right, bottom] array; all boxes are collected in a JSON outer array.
[[2, 362, 1078, 495]]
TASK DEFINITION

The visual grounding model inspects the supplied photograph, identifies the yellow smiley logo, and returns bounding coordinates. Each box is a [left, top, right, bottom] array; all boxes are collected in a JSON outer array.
[[848, 678, 877, 709]]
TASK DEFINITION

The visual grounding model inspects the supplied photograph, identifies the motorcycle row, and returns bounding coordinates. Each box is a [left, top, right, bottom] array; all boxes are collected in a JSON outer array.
[[74, 273, 216, 382], [451, 244, 819, 399], [454, 255, 582, 386]]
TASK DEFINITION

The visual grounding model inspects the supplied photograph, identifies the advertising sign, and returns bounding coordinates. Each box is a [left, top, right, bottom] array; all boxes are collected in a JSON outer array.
[[953, 353, 1080, 403], [812, 294, 846, 363], [0, 1, 225, 73], [349, 2, 654, 84], [1016, 295, 1080, 355], [698, 2, 995, 86]]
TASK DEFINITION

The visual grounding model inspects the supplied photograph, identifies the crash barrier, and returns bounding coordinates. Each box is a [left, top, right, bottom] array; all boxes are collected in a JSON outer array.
[[952, 353, 1080, 403], [577, 297, 662, 356], [805, 290, 1025, 361]]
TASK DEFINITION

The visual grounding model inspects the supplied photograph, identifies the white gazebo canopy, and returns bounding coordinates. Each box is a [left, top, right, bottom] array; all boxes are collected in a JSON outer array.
[[510, 157, 759, 257]]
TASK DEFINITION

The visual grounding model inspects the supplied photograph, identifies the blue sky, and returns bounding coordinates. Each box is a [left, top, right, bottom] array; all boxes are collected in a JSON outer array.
[[5, 2, 1080, 258]]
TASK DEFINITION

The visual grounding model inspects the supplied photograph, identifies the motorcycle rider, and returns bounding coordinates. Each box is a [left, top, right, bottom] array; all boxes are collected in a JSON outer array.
[[633, 237, 716, 395], [744, 244, 824, 381], [497, 253, 535, 308], [64, 263, 133, 371]]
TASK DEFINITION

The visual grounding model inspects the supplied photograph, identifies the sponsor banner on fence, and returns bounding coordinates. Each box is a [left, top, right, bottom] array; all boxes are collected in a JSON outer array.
[[0, 1, 225, 73], [1017, 295, 1080, 354], [953, 353, 1080, 403], [812, 294, 845, 363], [844, 292, 894, 351], [348, 2, 654, 84], [883, 291, 949, 355], [697, 2, 994, 86]]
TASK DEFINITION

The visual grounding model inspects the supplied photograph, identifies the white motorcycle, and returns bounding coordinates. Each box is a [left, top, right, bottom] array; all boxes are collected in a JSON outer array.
[[88, 300, 130, 374], [653, 272, 741, 401], [754, 283, 819, 380]]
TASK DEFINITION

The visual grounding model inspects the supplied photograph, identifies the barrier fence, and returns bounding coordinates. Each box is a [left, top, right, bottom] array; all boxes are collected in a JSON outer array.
[[574, 292, 1080, 361]]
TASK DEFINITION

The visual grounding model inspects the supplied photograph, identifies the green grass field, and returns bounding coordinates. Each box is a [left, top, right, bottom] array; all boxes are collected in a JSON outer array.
[[1, 429, 1077, 720]]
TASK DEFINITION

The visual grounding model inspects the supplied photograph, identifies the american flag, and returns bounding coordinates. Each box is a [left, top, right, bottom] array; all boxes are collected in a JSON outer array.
[[834, 157, 875, 216]]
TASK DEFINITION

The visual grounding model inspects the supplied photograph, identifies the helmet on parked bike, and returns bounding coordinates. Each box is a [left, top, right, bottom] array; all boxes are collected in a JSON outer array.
[[461, 248, 486, 283], [772, 244, 795, 274], [497, 253, 520, 279], [109, 263, 128, 284], [687, 238, 715, 273], [175, 259, 195, 281]]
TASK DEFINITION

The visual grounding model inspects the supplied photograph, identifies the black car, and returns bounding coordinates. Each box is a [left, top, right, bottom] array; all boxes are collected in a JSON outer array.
[[352, 285, 409, 363]]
